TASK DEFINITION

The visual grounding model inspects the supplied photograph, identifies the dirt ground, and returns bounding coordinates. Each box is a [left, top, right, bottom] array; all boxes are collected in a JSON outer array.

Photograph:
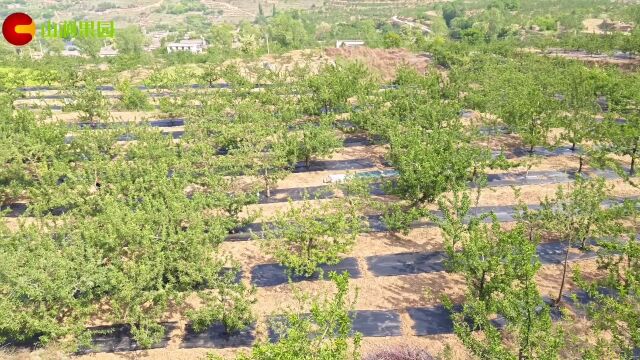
[[4, 116, 640, 359], [220, 47, 432, 83], [325, 47, 432, 81], [582, 18, 633, 35], [521, 47, 640, 69]]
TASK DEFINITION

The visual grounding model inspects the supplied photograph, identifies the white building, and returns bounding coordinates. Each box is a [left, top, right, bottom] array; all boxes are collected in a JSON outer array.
[[166, 38, 207, 54], [336, 40, 365, 48], [99, 46, 118, 57]]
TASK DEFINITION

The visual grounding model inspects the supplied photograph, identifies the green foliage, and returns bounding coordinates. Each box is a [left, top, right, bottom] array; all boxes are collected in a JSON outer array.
[[335, 175, 375, 212], [442, 2, 464, 28], [5, 4, 640, 354], [238, 21, 263, 55], [533, 16, 558, 31], [237, 272, 361, 360], [94, 2, 116, 12], [116, 80, 151, 111], [434, 187, 487, 259], [381, 203, 425, 235], [0, 108, 66, 206], [194, 99, 293, 197], [0, 164, 251, 348], [115, 26, 147, 56], [187, 270, 256, 334], [540, 177, 626, 250], [556, 62, 602, 172], [208, 24, 235, 49], [164, 0, 206, 15], [199, 64, 223, 87], [536, 177, 629, 304], [387, 127, 490, 205], [145, 68, 184, 89], [383, 32, 403, 48], [485, 64, 558, 153], [268, 13, 308, 49], [45, 38, 65, 55], [575, 221, 640, 359], [0, 222, 95, 347], [303, 62, 374, 115], [67, 80, 111, 123], [261, 199, 366, 277], [451, 219, 538, 300], [0, 75, 258, 349], [488, 0, 520, 11], [282, 120, 341, 168], [601, 72, 640, 175], [448, 224, 564, 359]]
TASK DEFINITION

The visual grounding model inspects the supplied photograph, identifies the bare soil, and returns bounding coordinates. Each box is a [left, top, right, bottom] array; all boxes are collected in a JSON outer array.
[[4, 121, 639, 360], [325, 47, 432, 82]]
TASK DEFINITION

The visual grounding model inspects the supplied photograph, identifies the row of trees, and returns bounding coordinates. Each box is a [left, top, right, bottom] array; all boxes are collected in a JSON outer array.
[[0, 60, 379, 350], [339, 48, 640, 358], [455, 52, 640, 176], [428, 177, 637, 359], [0, 104, 257, 348], [2, 37, 639, 358]]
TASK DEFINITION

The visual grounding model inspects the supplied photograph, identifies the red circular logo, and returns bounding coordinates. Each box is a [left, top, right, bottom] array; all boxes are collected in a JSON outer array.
[[2, 13, 36, 46]]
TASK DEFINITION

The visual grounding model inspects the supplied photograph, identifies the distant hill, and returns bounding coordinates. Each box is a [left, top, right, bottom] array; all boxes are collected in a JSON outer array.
[[2, 0, 324, 30]]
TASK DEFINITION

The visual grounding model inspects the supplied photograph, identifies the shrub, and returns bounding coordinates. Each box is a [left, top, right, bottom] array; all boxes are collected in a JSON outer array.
[[260, 198, 366, 277], [116, 80, 151, 111], [237, 272, 361, 360]]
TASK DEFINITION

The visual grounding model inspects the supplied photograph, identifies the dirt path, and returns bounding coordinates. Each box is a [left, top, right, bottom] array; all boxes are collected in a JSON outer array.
[[95, 0, 163, 15], [391, 16, 432, 34], [201, 0, 256, 17]]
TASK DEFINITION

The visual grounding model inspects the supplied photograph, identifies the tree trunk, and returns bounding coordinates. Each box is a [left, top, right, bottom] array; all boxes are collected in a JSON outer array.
[[520, 280, 533, 360], [555, 244, 571, 304], [220, 291, 229, 334], [417, 192, 430, 206], [578, 155, 584, 174], [478, 270, 486, 300], [626, 254, 632, 289], [264, 169, 271, 198], [580, 236, 587, 250], [571, 141, 576, 152], [305, 156, 311, 169], [630, 139, 638, 176], [306, 238, 313, 259]]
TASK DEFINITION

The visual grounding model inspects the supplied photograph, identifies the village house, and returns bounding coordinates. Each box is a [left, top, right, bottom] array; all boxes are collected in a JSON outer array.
[[336, 40, 365, 48], [166, 38, 207, 54]]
